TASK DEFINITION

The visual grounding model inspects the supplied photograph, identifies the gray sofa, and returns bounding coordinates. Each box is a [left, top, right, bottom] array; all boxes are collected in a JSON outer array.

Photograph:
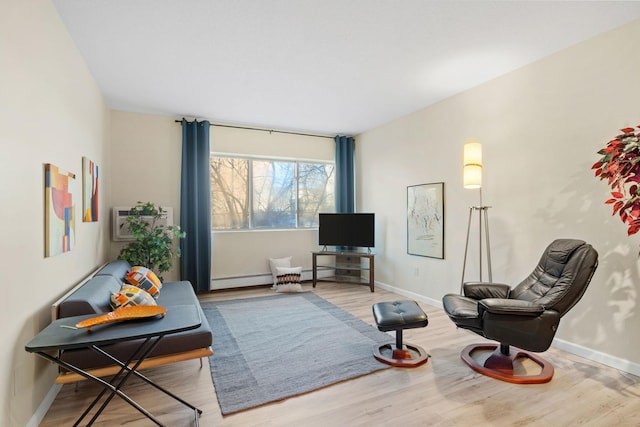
[[54, 260, 213, 383]]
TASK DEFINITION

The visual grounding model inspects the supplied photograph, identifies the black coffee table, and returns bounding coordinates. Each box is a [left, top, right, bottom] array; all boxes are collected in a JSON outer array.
[[26, 304, 203, 426]]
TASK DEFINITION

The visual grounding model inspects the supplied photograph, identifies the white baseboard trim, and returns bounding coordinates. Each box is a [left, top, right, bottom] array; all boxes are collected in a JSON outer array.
[[27, 383, 62, 427], [374, 280, 640, 377], [374, 280, 443, 308], [551, 338, 640, 377]]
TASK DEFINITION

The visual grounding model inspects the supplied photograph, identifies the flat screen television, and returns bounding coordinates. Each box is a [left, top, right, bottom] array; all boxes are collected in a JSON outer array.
[[318, 213, 375, 249]]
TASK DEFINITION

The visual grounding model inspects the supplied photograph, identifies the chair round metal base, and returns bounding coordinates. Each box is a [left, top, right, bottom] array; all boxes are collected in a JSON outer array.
[[461, 343, 554, 384], [373, 343, 430, 368]]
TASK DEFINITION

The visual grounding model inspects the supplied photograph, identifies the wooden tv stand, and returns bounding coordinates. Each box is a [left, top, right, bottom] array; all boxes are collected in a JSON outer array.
[[312, 251, 375, 292]]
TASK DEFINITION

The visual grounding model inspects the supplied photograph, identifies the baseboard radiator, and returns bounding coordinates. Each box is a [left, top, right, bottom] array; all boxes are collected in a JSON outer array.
[[211, 268, 333, 290]]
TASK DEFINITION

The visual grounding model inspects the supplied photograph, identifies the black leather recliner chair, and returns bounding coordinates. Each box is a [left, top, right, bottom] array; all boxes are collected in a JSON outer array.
[[442, 239, 598, 383]]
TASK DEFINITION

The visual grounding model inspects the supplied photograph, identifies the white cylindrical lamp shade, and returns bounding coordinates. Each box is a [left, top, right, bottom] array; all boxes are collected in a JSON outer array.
[[463, 140, 482, 189]]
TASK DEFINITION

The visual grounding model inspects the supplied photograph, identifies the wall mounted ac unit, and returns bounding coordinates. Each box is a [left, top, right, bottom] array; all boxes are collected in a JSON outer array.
[[111, 207, 174, 242]]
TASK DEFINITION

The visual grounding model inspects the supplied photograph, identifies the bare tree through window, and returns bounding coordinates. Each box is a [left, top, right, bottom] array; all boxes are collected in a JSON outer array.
[[210, 155, 335, 230], [253, 160, 295, 228], [210, 157, 249, 229], [298, 163, 335, 227]]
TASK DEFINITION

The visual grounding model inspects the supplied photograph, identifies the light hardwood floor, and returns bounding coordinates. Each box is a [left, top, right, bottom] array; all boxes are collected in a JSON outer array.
[[39, 283, 640, 426]]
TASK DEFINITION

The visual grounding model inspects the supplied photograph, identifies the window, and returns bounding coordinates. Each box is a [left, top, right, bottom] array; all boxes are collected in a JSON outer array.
[[210, 157, 249, 229], [211, 155, 335, 230], [298, 162, 336, 227]]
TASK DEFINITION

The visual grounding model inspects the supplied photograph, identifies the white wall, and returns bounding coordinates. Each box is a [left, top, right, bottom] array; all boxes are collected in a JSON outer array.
[[109, 116, 335, 287], [109, 111, 183, 281], [357, 19, 640, 368], [0, 1, 111, 425]]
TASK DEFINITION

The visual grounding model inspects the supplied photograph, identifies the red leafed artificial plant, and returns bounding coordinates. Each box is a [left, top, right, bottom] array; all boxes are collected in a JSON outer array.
[[592, 125, 640, 235]]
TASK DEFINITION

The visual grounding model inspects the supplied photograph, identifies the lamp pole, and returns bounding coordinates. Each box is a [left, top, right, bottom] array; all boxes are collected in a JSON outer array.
[[461, 141, 493, 293], [460, 205, 492, 293]]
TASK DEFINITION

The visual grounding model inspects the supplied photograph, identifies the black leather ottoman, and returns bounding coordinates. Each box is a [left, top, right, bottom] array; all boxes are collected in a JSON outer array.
[[372, 300, 429, 367]]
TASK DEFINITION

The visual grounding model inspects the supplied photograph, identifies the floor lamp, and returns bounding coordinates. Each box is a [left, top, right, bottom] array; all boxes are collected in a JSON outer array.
[[460, 140, 492, 293]]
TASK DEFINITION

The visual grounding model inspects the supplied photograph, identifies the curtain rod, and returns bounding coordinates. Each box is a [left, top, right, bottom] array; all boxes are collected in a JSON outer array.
[[175, 120, 334, 139]]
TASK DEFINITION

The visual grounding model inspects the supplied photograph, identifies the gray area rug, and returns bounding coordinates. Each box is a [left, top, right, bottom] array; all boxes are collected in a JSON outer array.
[[201, 292, 392, 415]]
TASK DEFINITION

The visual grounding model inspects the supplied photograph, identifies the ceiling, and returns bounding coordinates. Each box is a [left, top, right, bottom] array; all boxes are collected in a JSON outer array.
[[52, 1, 640, 136]]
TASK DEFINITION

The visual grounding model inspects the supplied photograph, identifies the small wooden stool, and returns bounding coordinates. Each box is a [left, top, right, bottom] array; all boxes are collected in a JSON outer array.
[[372, 300, 429, 367]]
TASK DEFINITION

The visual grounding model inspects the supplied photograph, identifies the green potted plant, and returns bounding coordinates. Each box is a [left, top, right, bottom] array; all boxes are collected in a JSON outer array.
[[593, 125, 640, 235], [118, 201, 186, 278]]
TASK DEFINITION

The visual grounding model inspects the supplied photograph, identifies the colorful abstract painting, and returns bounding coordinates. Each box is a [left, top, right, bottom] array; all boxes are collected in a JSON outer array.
[[82, 157, 99, 222], [45, 163, 76, 257]]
